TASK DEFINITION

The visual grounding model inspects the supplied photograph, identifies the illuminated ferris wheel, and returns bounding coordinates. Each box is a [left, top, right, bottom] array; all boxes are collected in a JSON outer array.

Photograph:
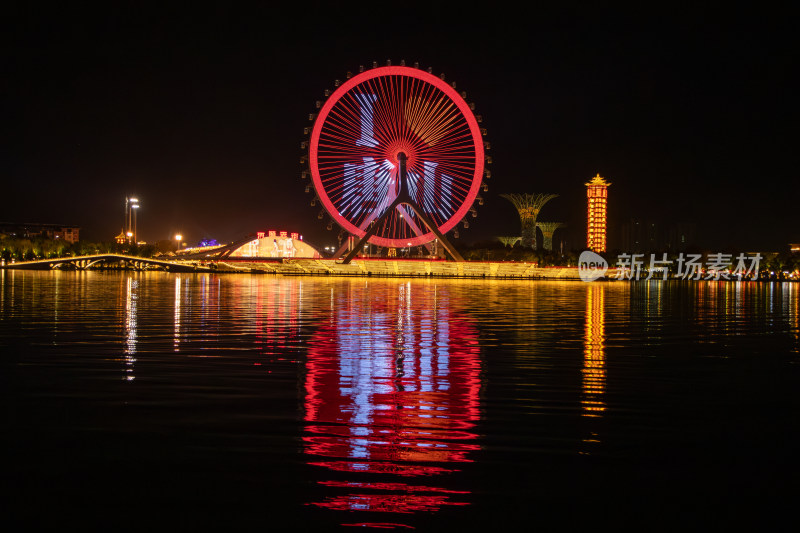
[[303, 62, 489, 261]]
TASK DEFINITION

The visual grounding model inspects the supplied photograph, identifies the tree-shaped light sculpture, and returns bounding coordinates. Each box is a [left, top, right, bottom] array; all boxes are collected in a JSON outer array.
[[500, 193, 558, 249], [497, 236, 521, 248], [536, 222, 564, 251]]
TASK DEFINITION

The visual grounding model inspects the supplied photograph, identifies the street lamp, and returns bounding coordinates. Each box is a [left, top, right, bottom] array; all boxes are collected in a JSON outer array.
[[125, 197, 140, 245], [131, 203, 139, 244]]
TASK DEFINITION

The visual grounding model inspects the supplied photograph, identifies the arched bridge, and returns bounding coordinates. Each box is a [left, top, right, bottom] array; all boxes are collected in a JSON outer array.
[[2, 254, 213, 272]]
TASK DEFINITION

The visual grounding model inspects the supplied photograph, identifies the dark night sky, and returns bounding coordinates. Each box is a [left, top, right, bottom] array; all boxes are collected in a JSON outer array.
[[2, 4, 796, 251]]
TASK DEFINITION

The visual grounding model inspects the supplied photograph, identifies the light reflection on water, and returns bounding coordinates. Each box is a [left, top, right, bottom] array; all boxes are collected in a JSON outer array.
[[125, 276, 137, 380], [582, 283, 605, 417], [174, 276, 180, 351], [302, 281, 480, 524], [1, 270, 799, 530]]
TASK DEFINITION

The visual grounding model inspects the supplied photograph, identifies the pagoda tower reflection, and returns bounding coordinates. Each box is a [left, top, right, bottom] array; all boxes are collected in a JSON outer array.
[[582, 283, 606, 416]]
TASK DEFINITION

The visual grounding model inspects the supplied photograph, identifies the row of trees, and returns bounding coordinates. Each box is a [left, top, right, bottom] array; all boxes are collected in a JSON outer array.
[[458, 239, 800, 277], [0, 236, 179, 262], [458, 240, 579, 265]]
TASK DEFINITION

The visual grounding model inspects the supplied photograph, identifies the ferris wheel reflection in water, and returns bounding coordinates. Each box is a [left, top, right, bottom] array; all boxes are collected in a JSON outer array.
[[116, 274, 622, 521], [303, 281, 482, 524]]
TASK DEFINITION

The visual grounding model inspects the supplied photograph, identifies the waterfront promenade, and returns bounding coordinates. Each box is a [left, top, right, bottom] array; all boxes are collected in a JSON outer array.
[[1, 254, 587, 279]]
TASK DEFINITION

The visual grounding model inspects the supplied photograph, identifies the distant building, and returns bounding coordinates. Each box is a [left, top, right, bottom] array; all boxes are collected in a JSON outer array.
[[790, 243, 800, 253], [585, 174, 610, 253], [0, 222, 80, 244], [620, 220, 694, 253], [620, 220, 662, 252], [666, 223, 696, 252]]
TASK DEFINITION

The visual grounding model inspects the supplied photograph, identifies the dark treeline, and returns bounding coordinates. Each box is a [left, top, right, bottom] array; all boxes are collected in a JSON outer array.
[[458, 240, 800, 280], [0, 236, 177, 262], [457, 240, 579, 265]]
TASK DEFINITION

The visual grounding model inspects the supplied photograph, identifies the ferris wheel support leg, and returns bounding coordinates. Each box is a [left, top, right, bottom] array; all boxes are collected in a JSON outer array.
[[340, 200, 464, 264], [403, 204, 464, 262], [332, 240, 351, 260], [396, 205, 435, 254], [340, 152, 463, 264], [340, 211, 390, 264]]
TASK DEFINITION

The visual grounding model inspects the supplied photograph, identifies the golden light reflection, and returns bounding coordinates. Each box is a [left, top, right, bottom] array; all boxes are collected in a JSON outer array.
[[174, 276, 181, 351], [582, 283, 605, 416], [789, 283, 799, 351], [200, 275, 221, 339], [251, 279, 304, 358], [124, 276, 137, 381]]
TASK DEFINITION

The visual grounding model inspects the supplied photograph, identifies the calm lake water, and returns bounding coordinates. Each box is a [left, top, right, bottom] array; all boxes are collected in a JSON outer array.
[[2, 271, 799, 530]]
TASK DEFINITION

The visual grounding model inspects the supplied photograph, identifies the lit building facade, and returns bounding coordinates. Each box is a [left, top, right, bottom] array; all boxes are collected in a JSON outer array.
[[585, 174, 611, 253], [228, 230, 320, 258]]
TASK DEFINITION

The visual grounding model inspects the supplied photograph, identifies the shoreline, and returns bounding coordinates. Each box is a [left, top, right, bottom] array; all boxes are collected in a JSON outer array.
[[2, 255, 793, 281]]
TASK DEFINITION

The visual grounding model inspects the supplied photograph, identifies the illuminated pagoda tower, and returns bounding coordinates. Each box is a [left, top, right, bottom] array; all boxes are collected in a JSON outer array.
[[500, 193, 558, 249], [585, 174, 610, 253]]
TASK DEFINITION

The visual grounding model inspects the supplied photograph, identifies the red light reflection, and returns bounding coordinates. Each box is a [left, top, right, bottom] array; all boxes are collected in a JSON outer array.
[[304, 282, 481, 522]]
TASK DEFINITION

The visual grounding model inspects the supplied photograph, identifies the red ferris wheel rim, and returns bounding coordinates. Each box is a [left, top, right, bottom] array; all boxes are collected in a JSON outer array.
[[309, 65, 485, 248]]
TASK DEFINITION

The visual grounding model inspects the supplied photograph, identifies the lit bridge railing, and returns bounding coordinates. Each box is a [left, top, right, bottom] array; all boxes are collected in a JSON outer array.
[[1, 254, 212, 272]]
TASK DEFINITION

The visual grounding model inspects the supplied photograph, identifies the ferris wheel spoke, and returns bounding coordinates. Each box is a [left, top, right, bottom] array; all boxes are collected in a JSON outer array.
[[324, 111, 365, 142], [334, 161, 392, 214], [367, 77, 397, 146], [425, 136, 475, 157], [415, 105, 458, 145]]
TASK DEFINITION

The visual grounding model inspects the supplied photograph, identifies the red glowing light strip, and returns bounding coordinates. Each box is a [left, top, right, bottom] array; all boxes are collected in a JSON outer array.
[[310, 66, 484, 247], [311, 493, 469, 513]]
